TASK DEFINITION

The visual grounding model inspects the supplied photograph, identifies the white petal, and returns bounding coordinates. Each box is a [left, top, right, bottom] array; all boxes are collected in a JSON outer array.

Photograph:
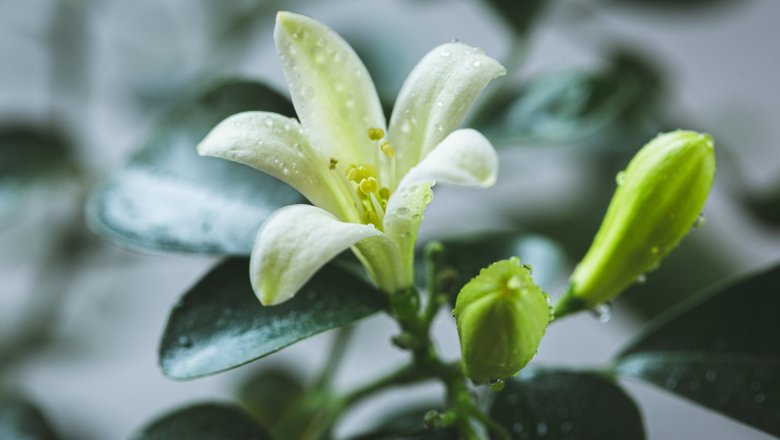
[[250, 205, 383, 305], [387, 42, 505, 181], [400, 128, 498, 188], [383, 129, 498, 273], [275, 11, 385, 166], [198, 111, 356, 220]]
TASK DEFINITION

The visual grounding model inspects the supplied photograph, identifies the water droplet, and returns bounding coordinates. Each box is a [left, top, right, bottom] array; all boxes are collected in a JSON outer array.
[[665, 377, 678, 390], [615, 171, 626, 186], [307, 291, 318, 300], [316, 37, 327, 48], [688, 380, 700, 391], [755, 393, 766, 403], [471, 59, 481, 67], [293, 30, 305, 40], [441, 50, 451, 58], [512, 422, 524, 433], [411, 213, 421, 221], [693, 213, 706, 228], [436, 101, 444, 108], [301, 86, 316, 99], [264, 117, 274, 128], [401, 121, 412, 134], [636, 274, 647, 284], [536, 422, 548, 436], [435, 123, 444, 133], [489, 379, 505, 392], [592, 303, 612, 323], [650, 246, 660, 255], [705, 369, 717, 383], [177, 336, 192, 348], [560, 421, 573, 433]]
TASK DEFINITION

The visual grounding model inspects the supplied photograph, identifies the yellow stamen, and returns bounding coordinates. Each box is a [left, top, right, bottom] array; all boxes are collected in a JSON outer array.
[[359, 177, 378, 195], [379, 187, 390, 201], [367, 127, 385, 141], [380, 140, 396, 158], [329, 157, 338, 170], [356, 164, 376, 180], [346, 164, 358, 181]]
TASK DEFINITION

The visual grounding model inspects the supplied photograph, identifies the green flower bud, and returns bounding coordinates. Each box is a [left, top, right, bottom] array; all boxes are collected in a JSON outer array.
[[556, 130, 716, 317], [453, 258, 551, 384]]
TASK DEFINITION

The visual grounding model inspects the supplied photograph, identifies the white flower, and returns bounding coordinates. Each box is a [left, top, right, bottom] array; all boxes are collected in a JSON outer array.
[[198, 12, 505, 305]]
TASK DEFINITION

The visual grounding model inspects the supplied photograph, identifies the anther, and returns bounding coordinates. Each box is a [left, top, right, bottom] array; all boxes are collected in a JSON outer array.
[[359, 177, 378, 195], [379, 187, 391, 201], [380, 140, 396, 158], [329, 157, 338, 170], [367, 127, 385, 141]]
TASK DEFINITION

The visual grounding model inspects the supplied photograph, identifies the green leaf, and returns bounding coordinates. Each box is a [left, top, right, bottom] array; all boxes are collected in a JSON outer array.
[[160, 258, 387, 379], [477, 53, 661, 149], [131, 402, 271, 440], [0, 124, 75, 223], [483, 0, 546, 35], [490, 369, 646, 439], [237, 367, 306, 430], [607, 0, 737, 10], [348, 404, 455, 440], [0, 395, 60, 440], [614, 263, 780, 436], [440, 233, 567, 293], [86, 78, 302, 256], [744, 184, 780, 227]]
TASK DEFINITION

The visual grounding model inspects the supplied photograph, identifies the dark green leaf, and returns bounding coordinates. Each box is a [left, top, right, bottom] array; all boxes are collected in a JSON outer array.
[[483, 0, 546, 35], [478, 53, 662, 149], [160, 258, 387, 379], [348, 404, 455, 440], [744, 183, 780, 227], [131, 402, 271, 440], [86, 78, 302, 256], [238, 367, 306, 430], [606, 0, 737, 10], [0, 395, 59, 440], [614, 263, 780, 436], [0, 124, 75, 222], [440, 233, 567, 293], [490, 369, 646, 439]]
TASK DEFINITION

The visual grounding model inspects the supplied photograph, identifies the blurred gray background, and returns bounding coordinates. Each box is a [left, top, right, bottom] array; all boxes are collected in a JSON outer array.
[[1, 0, 779, 438]]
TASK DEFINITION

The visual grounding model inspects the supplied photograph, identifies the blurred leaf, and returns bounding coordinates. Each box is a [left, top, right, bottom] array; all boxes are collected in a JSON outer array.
[[131, 402, 271, 440], [0, 124, 75, 222], [160, 258, 386, 379], [478, 52, 662, 149], [490, 369, 646, 439], [606, 0, 737, 10], [744, 184, 780, 227], [0, 395, 59, 440], [614, 263, 780, 436], [348, 404, 455, 440], [439, 233, 567, 293], [86, 78, 302, 256], [483, 0, 546, 35], [238, 367, 306, 430]]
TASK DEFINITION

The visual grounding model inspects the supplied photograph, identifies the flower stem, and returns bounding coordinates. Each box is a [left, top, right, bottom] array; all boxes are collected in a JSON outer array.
[[314, 326, 354, 389]]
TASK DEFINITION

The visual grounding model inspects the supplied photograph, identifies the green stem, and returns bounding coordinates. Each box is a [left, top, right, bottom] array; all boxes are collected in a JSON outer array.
[[341, 363, 430, 407], [314, 326, 354, 389]]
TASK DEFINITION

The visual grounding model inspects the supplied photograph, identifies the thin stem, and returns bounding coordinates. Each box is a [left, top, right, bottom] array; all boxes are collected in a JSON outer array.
[[314, 326, 355, 389], [341, 363, 431, 407]]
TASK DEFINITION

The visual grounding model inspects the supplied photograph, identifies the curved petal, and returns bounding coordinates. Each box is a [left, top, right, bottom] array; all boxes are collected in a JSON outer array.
[[198, 111, 357, 221], [383, 129, 499, 273], [387, 42, 505, 183], [250, 205, 384, 305], [400, 128, 498, 188], [274, 11, 386, 166]]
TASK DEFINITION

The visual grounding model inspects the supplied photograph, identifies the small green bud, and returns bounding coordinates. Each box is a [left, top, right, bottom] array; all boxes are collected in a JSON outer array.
[[453, 258, 551, 384], [556, 130, 716, 317]]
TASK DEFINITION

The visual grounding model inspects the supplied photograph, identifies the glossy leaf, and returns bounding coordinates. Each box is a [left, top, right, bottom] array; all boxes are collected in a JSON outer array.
[[483, 0, 546, 35], [160, 258, 386, 379], [86, 78, 302, 255], [131, 403, 270, 440], [0, 395, 59, 440], [348, 404, 454, 440], [440, 233, 567, 293], [0, 124, 75, 222], [608, 0, 736, 9], [490, 369, 646, 439], [614, 263, 780, 436], [477, 53, 661, 149]]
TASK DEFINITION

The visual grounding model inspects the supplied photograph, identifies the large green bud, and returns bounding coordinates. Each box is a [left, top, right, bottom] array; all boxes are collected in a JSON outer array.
[[556, 130, 716, 318], [453, 258, 551, 384]]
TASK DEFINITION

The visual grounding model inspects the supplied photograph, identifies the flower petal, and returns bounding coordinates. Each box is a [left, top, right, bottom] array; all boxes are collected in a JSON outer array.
[[274, 11, 386, 166], [383, 129, 499, 274], [198, 111, 356, 220], [387, 42, 505, 183], [250, 204, 384, 305], [400, 128, 498, 188]]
